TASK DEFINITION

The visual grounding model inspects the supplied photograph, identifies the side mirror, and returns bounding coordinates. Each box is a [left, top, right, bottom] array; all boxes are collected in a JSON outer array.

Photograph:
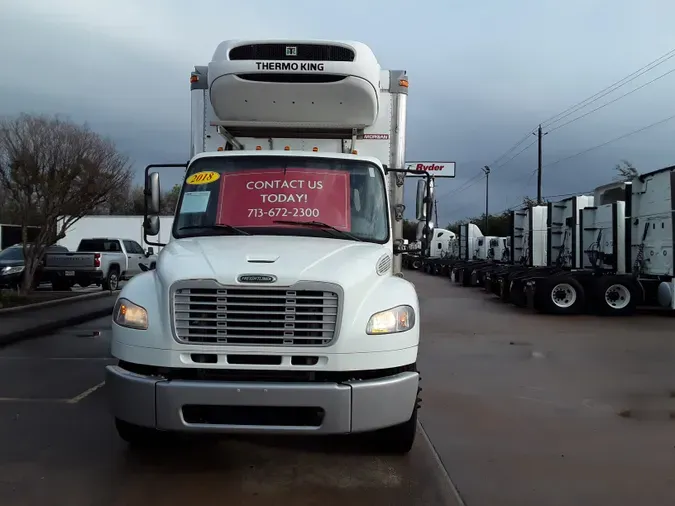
[[144, 215, 160, 236], [416, 180, 426, 220], [146, 172, 161, 215], [415, 178, 435, 221], [146, 247, 154, 257]]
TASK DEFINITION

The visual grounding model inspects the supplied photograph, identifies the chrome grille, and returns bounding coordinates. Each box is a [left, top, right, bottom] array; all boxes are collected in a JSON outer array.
[[172, 284, 339, 346]]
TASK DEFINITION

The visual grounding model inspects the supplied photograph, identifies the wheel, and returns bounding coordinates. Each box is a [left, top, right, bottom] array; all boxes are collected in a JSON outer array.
[[537, 276, 585, 314], [499, 277, 510, 301], [115, 418, 161, 446], [369, 406, 418, 455], [509, 280, 527, 307], [593, 276, 638, 316], [102, 268, 120, 291], [411, 259, 422, 270]]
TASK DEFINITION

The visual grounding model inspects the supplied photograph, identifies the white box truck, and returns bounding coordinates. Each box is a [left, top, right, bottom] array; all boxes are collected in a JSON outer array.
[[106, 39, 434, 454]]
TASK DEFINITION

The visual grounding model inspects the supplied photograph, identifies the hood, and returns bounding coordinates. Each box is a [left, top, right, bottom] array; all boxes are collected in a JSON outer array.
[[156, 235, 390, 288], [0, 259, 23, 269]]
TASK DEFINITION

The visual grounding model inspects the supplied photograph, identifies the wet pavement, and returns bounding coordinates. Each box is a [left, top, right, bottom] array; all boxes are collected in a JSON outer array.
[[412, 270, 675, 506], [2, 271, 675, 505], [0, 316, 458, 506]]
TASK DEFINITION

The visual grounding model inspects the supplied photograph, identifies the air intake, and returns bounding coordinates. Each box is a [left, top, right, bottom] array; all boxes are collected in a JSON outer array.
[[229, 43, 355, 62]]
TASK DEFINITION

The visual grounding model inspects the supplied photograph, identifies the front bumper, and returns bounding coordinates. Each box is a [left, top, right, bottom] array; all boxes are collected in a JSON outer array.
[[106, 364, 420, 435]]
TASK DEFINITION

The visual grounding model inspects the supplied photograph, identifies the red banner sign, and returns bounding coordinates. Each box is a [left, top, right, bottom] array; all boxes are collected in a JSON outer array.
[[216, 169, 351, 230]]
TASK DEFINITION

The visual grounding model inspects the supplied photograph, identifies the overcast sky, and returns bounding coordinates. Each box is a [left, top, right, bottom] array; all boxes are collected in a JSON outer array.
[[2, 0, 675, 229]]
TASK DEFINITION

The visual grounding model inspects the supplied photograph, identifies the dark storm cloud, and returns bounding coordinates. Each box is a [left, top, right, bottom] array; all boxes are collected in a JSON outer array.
[[2, 0, 675, 227]]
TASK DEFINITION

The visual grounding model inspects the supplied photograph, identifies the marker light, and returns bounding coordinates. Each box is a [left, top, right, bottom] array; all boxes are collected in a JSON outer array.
[[217, 147, 224, 151], [190, 75, 199, 83], [284, 145, 291, 151], [399, 78, 409, 88], [366, 305, 415, 335], [113, 298, 149, 330], [352, 150, 358, 155], [256, 145, 262, 150], [312, 147, 319, 152]]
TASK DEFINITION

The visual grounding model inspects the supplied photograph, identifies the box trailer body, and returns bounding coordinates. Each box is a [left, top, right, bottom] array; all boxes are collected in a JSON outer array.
[[107, 39, 421, 454]]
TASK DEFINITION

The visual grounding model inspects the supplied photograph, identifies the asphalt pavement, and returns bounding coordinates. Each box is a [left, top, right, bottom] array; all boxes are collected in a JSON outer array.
[[2, 271, 675, 506], [412, 270, 675, 506], [0, 315, 459, 506]]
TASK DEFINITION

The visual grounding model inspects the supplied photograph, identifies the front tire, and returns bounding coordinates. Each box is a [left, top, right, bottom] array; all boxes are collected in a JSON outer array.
[[369, 406, 418, 455], [115, 418, 161, 446]]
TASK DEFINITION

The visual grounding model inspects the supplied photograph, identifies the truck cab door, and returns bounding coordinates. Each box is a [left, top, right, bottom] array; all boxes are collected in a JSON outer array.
[[122, 240, 141, 277]]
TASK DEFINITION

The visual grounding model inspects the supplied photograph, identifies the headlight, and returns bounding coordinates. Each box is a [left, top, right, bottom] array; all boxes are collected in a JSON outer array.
[[1, 266, 24, 275], [366, 305, 415, 335], [113, 298, 148, 330]]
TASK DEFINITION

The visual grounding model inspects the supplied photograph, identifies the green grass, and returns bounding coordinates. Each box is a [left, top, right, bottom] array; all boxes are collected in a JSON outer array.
[[0, 290, 28, 309]]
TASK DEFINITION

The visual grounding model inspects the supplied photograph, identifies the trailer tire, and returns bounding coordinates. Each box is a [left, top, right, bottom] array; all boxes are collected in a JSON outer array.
[[411, 259, 422, 270], [538, 276, 585, 315], [593, 276, 638, 316], [499, 278, 510, 302]]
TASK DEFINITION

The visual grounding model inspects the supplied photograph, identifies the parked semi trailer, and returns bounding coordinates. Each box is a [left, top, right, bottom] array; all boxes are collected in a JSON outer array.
[[107, 38, 433, 454], [520, 166, 675, 315]]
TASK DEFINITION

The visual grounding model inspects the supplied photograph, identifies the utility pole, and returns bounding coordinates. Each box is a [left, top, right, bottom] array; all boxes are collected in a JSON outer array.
[[534, 124, 548, 204], [482, 165, 490, 234]]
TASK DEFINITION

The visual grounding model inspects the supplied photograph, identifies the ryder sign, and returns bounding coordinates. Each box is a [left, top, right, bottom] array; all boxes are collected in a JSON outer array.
[[217, 169, 351, 230], [404, 161, 456, 178]]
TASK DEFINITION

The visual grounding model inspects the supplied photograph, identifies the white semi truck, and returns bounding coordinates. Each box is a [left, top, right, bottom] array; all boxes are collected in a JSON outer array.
[[106, 39, 434, 454]]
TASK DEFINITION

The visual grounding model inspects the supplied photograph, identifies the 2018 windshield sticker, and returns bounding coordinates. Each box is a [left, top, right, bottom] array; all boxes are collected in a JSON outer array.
[[216, 169, 350, 230], [186, 171, 220, 185]]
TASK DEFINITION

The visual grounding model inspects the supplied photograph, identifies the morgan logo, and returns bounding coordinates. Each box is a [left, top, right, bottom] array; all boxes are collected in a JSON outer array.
[[238, 274, 277, 283]]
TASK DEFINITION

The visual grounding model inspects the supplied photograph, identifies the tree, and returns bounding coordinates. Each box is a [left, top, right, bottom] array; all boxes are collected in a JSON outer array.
[[161, 184, 181, 215], [0, 114, 132, 294], [613, 159, 638, 181]]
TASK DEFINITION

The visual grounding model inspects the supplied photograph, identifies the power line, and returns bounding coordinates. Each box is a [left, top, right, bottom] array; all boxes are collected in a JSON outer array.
[[488, 128, 537, 167], [494, 138, 538, 168], [540, 46, 675, 128], [547, 67, 675, 134], [543, 111, 675, 170]]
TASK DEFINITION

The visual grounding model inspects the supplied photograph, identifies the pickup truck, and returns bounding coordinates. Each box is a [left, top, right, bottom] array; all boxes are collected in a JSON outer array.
[[43, 238, 157, 291]]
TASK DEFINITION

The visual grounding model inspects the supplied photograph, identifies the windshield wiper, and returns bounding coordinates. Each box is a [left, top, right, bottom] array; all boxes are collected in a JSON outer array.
[[272, 220, 362, 241], [178, 224, 249, 235]]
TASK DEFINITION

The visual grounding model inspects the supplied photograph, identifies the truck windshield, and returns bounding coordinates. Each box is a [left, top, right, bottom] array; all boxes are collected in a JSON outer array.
[[172, 155, 390, 244]]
